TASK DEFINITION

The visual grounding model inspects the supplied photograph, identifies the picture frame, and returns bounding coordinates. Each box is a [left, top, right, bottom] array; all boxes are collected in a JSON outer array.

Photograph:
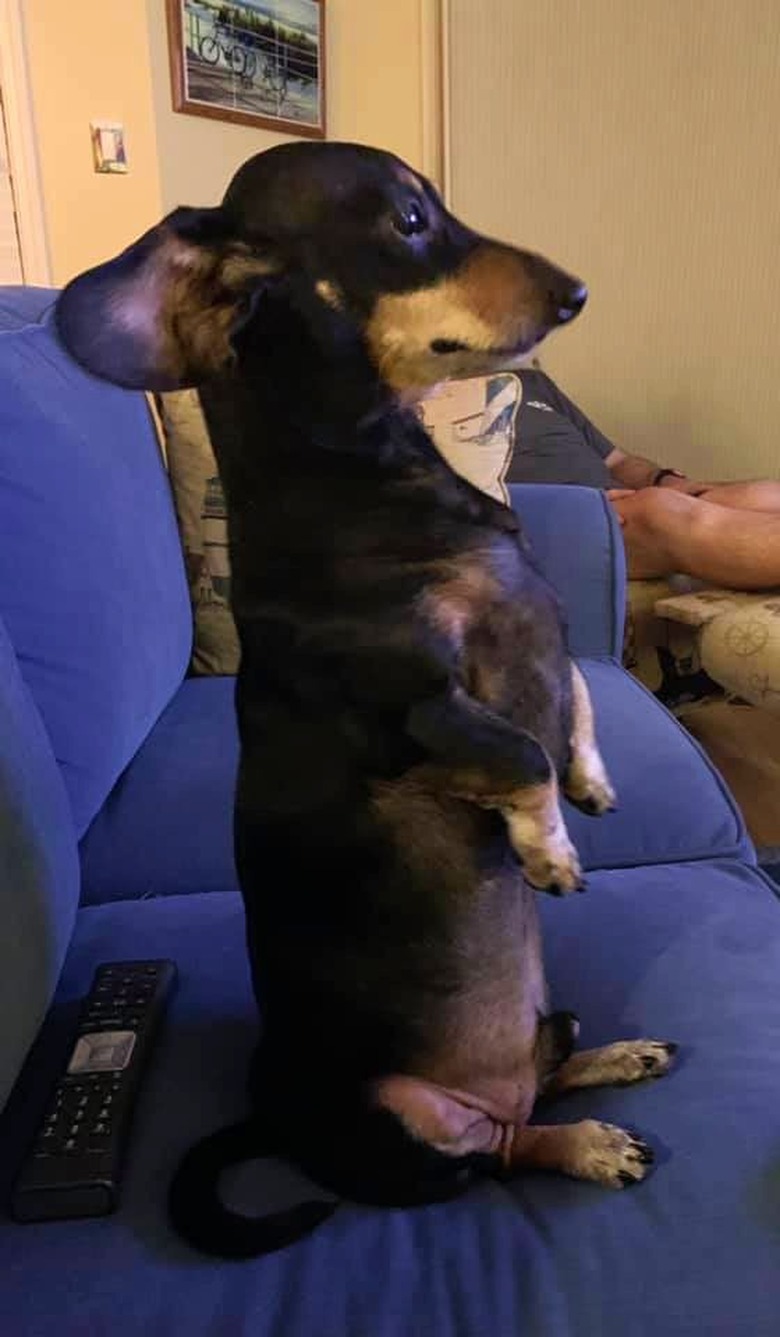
[[165, 0, 326, 139]]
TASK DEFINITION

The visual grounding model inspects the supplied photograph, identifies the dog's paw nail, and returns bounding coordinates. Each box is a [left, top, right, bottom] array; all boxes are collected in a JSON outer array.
[[662, 1042, 679, 1057]]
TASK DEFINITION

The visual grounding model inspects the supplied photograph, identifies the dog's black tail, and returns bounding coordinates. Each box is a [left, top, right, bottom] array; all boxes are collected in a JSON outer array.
[[168, 1121, 338, 1260]]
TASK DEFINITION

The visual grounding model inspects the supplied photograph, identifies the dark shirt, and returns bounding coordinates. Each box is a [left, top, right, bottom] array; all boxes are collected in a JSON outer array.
[[507, 370, 615, 488]]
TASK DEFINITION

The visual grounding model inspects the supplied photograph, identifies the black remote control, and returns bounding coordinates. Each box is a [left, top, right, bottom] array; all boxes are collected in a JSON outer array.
[[10, 959, 177, 1223]]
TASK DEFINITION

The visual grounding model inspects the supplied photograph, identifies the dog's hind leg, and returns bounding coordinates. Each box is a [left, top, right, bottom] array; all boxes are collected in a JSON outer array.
[[509, 1120, 655, 1188], [544, 1039, 678, 1095], [563, 662, 617, 815], [373, 1077, 658, 1190]]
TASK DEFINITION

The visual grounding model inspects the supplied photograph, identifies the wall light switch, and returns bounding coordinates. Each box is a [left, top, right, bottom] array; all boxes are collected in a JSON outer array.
[[90, 122, 128, 174]]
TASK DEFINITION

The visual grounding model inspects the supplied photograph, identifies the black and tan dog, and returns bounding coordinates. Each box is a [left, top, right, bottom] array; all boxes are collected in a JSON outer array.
[[57, 142, 676, 1258]]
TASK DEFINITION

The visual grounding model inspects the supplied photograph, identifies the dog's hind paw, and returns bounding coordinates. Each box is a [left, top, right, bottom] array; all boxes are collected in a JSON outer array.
[[571, 1120, 654, 1189]]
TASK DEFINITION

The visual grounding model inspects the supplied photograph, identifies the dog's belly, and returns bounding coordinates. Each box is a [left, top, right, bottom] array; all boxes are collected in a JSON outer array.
[[240, 784, 546, 1116]]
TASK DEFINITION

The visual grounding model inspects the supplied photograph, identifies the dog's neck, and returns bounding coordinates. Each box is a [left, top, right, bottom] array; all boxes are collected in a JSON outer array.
[[202, 290, 447, 498]]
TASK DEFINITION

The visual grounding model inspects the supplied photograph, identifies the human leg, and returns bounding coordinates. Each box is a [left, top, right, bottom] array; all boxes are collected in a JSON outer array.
[[610, 488, 780, 588]]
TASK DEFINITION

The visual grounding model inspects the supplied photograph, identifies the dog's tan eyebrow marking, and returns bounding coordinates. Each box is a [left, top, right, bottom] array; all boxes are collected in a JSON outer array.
[[315, 279, 344, 310]]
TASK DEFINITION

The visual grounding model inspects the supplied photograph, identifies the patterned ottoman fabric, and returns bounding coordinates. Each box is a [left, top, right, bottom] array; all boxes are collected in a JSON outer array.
[[622, 577, 721, 707], [656, 588, 780, 714]]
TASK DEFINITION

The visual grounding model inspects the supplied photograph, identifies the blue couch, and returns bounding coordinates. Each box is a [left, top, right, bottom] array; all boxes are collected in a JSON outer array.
[[1, 287, 778, 1336]]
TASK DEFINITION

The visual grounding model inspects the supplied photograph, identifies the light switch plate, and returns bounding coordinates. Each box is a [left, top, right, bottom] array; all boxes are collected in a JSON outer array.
[[90, 122, 128, 174]]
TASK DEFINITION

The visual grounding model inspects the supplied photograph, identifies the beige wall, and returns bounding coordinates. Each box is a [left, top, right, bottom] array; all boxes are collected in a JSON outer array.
[[25, 1, 431, 280], [23, 1, 163, 284], [447, 0, 780, 480]]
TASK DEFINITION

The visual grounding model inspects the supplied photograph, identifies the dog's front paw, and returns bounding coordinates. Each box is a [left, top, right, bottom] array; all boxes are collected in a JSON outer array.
[[523, 840, 584, 896], [505, 807, 584, 895], [564, 755, 617, 816]]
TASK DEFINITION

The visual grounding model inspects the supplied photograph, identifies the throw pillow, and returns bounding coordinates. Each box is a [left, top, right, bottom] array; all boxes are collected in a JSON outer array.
[[156, 390, 240, 676]]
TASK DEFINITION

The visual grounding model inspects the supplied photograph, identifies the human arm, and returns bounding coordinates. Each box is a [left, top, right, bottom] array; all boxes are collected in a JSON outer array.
[[605, 448, 705, 493]]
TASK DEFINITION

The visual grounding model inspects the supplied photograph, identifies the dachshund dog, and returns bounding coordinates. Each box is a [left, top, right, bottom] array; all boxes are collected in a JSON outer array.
[[57, 142, 676, 1258]]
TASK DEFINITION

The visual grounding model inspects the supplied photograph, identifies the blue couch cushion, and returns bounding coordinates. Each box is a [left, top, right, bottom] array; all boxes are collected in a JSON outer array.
[[0, 296, 192, 836], [1, 860, 778, 1335], [567, 658, 751, 869], [79, 677, 239, 903], [0, 615, 79, 1112], [511, 485, 626, 660], [78, 661, 749, 905]]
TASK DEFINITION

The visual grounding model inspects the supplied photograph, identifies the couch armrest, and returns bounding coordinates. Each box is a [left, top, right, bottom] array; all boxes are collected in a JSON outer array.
[[509, 484, 626, 659]]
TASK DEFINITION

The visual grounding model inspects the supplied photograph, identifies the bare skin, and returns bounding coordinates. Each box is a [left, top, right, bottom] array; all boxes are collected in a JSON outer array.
[[605, 449, 780, 589]]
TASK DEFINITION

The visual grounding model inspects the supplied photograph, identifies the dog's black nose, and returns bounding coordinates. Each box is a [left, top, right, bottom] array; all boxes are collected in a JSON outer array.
[[555, 282, 588, 324]]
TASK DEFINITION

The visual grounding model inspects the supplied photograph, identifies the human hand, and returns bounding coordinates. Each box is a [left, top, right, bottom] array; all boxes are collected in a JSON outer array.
[[606, 488, 639, 524]]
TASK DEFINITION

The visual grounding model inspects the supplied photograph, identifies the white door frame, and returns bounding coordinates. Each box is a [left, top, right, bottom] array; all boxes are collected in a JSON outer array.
[[0, 0, 51, 285]]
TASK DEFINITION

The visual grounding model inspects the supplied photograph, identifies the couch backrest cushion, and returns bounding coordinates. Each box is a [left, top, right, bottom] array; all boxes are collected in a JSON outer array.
[[0, 288, 192, 835], [0, 614, 79, 1112]]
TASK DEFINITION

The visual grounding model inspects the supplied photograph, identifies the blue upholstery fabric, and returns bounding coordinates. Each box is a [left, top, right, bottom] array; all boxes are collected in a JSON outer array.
[[77, 659, 749, 906], [0, 284, 56, 329], [1, 861, 778, 1336], [0, 615, 79, 1112], [79, 677, 238, 903], [511, 484, 626, 659], [0, 297, 192, 835]]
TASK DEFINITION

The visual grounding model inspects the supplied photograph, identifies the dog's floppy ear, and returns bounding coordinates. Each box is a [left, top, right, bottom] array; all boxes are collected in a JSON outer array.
[[56, 206, 281, 391]]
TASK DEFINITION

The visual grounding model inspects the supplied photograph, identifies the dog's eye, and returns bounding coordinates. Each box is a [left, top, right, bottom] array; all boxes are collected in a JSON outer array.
[[394, 201, 429, 237]]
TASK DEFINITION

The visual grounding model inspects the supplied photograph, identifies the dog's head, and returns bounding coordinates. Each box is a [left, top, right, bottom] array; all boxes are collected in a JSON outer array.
[[57, 141, 586, 396]]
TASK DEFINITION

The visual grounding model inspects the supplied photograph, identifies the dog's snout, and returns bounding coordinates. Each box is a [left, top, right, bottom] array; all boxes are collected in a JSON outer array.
[[554, 281, 588, 324]]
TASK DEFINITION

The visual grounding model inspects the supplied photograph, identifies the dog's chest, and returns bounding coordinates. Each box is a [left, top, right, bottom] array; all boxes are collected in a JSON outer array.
[[422, 535, 540, 647]]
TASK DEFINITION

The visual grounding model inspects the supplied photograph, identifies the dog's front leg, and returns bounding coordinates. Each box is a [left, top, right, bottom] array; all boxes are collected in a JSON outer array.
[[407, 685, 583, 894], [508, 1120, 654, 1188], [563, 662, 617, 815]]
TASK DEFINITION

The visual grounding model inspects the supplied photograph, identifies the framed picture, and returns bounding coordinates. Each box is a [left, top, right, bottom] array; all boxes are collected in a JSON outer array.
[[166, 0, 325, 139]]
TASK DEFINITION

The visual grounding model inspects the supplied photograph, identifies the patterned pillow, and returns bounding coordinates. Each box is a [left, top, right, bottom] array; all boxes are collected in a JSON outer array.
[[158, 374, 523, 675], [156, 390, 239, 676]]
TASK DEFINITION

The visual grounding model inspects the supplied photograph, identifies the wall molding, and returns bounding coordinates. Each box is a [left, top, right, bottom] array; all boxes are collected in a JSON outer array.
[[439, 0, 451, 203], [0, 0, 51, 284], [419, 0, 445, 190]]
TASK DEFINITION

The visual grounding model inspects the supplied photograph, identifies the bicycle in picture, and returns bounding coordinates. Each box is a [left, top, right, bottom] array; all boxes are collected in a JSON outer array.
[[198, 21, 257, 86]]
